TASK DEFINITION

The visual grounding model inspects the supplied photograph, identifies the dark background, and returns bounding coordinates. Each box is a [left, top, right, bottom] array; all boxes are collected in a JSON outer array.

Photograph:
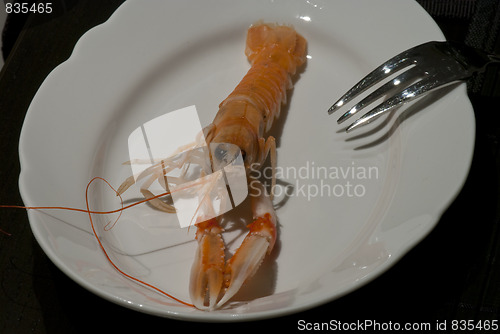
[[0, 0, 499, 332]]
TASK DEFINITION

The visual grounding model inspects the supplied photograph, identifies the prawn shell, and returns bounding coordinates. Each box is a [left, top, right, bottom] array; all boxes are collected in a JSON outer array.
[[211, 23, 307, 164]]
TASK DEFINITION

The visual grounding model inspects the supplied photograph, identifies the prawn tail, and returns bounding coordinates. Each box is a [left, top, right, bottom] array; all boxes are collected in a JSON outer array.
[[245, 22, 307, 74], [214, 23, 307, 144]]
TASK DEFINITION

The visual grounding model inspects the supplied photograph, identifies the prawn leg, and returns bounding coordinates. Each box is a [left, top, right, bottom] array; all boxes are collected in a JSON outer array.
[[257, 136, 276, 199], [116, 124, 216, 201]]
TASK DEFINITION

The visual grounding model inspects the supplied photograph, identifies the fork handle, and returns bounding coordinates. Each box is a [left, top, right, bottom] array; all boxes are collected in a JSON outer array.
[[448, 42, 499, 72], [486, 53, 500, 64]]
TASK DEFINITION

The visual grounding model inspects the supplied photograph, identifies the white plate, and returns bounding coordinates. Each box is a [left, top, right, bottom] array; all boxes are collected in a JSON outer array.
[[19, 0, 475, 322]]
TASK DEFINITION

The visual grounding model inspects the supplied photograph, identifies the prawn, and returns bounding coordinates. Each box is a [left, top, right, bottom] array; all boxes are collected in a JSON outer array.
[[118, 22, 307, 310]]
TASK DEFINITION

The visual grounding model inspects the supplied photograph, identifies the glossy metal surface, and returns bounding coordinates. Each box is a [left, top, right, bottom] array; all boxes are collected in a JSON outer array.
[[329, 41, 500, 132]]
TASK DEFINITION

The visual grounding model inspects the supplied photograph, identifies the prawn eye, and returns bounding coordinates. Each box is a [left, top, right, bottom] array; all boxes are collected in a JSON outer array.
[[212, 143, 241, 167], [214, 144, 228, 164], [214, 145, 227, 161]]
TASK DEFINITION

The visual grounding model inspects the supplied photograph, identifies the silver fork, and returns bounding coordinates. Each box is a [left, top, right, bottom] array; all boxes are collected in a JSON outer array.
[[328, 41, 500, 132]]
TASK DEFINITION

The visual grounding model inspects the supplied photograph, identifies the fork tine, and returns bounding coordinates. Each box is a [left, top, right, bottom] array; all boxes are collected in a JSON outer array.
[[328, 49, 417, 115], [345, 73, 445, 132], [337, 68, 422, 124]]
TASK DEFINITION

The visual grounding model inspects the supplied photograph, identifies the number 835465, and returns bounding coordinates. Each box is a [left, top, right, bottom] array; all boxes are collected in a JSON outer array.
[[5, 2, 52, 14]]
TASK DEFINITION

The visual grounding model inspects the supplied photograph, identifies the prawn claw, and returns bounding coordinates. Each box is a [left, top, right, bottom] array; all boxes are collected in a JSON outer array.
[[217, 213, 276, 308], [189, 218, 225, 310]]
